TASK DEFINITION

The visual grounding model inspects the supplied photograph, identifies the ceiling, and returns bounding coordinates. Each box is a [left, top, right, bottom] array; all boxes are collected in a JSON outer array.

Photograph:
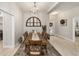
[[17, 2, 56, 12], [51, 2, 79, 12]]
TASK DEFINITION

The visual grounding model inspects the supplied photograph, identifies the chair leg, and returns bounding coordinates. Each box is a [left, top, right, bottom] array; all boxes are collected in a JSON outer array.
[[44, 45, 47, 54], [25, 45, 27, 52], [45, 46, 47, 54]]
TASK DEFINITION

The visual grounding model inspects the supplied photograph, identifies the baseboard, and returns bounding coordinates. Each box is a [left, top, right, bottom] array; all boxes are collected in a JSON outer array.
[[55, 34, 74, 42]]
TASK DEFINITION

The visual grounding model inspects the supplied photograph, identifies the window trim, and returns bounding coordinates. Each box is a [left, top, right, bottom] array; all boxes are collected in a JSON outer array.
[[26, 16, 41, 27]]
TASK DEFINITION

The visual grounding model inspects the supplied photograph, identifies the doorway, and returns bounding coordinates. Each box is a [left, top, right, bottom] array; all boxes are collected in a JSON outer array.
[[0, 11, 3, 48], [0, 9, 15, 48], [73, 17, 79, 43]]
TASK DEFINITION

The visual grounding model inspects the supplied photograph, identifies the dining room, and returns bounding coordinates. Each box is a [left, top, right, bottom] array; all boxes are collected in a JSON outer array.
[[0, 2, 79, 56]]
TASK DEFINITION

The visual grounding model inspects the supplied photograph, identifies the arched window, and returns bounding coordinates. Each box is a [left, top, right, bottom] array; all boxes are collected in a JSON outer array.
[[26, 17, 41, 27]]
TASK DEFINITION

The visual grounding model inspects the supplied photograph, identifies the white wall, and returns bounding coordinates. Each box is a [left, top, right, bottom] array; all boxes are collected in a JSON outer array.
[[23, 11, 49, 33], [0, 2, 23, 47], [49, 3, 79, 42], [49, 14, 56, 35], [0, 16, 3, 30]]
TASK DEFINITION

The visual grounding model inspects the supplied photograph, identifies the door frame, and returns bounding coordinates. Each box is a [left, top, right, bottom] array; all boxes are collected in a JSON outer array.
[[72, 16, 79, 42], [72, 17, 76, 42], [0, 9, 15, 48]]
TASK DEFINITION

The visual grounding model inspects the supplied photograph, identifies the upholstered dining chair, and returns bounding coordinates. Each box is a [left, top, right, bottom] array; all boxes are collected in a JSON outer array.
[[23, 31, 29, 41], [28, 40, 43, 56], [42, 32, 50, 40], [41, 32, 49, 54]]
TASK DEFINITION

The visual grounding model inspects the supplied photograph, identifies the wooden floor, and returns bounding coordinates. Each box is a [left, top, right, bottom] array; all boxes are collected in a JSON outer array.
[[75, 37, 79, 55], [0, 40, 20, 56], [49, 36, 77, 56], [0, 36, 79, 56]]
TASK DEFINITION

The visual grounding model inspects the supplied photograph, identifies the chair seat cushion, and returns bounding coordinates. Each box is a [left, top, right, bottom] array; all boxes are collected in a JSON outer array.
[[30, 51, 41, 55]]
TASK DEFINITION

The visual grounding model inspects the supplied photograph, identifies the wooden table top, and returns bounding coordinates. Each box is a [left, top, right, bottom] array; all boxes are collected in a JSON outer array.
[[24, 32, 48, 45]]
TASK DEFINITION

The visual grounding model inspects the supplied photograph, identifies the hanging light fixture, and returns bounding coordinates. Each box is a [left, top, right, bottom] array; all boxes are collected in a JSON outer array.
[[30, 2, 39, 16]]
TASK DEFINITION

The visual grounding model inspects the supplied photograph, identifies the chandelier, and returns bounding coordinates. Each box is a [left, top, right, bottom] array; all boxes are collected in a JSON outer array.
[[30, 2, 39, 15]]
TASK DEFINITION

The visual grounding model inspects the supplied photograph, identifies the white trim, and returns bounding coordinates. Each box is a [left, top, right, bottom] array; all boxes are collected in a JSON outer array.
[[0, 9, 15, 48], [72, 17, 76, 42], [3, 11, 4, 48], [55, 34, 74, 42], [0, 9, 13, 16], [11, 15, 15, 48], [48, 2, 59, 13], [72, 17, 79, 43], [12, 44, 21, 55]]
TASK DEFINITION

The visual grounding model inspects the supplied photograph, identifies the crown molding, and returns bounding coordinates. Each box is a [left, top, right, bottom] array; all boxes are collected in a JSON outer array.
[[47, 2, 59, 13]]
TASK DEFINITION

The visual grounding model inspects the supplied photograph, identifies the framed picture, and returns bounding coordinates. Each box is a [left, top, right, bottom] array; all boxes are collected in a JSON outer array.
[[49, 22, 53, 27], [60, 19, 67, 26]]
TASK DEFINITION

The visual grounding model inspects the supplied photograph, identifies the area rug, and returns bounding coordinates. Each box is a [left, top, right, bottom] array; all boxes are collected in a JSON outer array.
[[14, 42, 61, 56]]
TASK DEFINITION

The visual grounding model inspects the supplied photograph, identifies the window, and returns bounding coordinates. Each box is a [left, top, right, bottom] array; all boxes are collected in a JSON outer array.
[[26, 17, 41, 27]]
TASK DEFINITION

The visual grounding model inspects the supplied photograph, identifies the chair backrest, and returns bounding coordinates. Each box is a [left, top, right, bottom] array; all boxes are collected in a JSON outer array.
[[42, 32, 50, 40], [25, 31, 28, 36], [29, 40, 42, 45], [23, 31, 28, 40]]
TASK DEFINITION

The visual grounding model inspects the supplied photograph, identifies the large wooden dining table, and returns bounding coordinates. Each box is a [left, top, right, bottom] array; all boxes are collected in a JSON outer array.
[[24, 32, 48, 55]]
